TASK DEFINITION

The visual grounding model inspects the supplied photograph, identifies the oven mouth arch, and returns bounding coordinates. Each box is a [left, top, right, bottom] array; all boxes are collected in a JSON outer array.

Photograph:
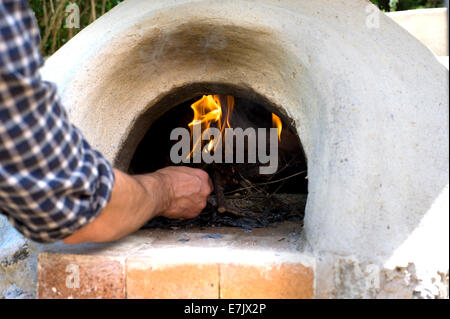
[[114, 82, 308, 174]]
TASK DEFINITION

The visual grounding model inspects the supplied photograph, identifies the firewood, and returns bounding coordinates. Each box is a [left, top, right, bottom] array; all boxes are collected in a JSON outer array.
[[213, 169, 227, 213]]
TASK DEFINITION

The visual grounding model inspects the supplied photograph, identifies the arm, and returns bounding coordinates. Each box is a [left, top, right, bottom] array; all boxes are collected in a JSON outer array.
[[0, 1, 212, 244], [63, 167, 213, 244]]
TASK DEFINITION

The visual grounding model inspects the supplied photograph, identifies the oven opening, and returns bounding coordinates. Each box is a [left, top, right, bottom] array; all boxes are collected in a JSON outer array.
[[129, 92, 308, 232]]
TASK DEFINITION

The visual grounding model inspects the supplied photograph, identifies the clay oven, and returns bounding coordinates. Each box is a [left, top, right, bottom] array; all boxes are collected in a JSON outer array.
[[4, 0, 448, 298]]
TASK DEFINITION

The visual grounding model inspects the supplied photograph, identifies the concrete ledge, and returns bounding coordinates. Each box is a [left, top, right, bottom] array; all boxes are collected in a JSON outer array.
[[37, 222, 315, 299]]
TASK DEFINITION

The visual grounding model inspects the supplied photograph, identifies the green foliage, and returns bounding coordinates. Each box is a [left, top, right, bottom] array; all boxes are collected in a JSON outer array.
[[28, 0, 124, 56], [370, 0, 444, 11], [28, 0, 445, 56]]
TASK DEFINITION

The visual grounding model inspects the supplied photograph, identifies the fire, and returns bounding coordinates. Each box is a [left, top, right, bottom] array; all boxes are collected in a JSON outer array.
[[187, 94, 234, 159], [186, 94, 282, 160], [272, 113, 282, 141]]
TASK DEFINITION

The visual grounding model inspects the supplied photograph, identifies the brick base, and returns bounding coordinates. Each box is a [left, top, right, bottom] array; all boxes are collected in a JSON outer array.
[[37, 223, 314, 299]]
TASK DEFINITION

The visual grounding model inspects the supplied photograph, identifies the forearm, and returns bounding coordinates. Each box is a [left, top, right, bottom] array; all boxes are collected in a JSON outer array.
[[62, 169, 166, 244], [0, 2, 212, 244]]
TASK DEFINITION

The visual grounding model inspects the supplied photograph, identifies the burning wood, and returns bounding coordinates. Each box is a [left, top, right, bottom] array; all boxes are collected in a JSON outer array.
[[213, 169, 227, 213]]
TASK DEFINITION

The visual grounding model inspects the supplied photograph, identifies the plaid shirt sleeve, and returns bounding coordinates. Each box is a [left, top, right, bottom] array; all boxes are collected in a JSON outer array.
[[0, 0, 115, 243]]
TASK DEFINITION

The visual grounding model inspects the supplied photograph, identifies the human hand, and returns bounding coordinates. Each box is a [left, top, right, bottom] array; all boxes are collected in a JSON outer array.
[[136, 166, 213, 219]]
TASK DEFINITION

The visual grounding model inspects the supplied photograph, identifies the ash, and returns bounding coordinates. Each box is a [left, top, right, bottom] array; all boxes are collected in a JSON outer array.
[[143, 193, 306, 231]]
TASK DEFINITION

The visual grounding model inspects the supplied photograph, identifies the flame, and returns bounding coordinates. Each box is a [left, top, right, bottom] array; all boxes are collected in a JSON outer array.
[[272, 113, 282, 141], [185, 95, 282, 161], [187, 94, 234, 159]]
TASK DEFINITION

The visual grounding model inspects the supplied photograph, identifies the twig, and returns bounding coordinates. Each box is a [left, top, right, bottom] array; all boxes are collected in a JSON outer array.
[[211, 169, 250, 216], [42, 0, 48, 29], [252, 170, 307, 186], [221, 205, 248, 217], [266, 153, 300, 181], [238, 172, 264, 194], [50, 6, 64, 54], [41, 0, 65, 55], [207, 195, 217, 207], [225, 170, 307, 195], [269, 180, 287, 198]]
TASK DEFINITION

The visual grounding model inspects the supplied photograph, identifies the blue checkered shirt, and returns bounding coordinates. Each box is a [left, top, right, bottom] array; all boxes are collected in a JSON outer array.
[[0, 0, 115, 243]]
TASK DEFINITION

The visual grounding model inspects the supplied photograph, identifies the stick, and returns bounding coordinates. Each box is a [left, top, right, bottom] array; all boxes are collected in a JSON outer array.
[[43, 0, 48, 29], [212, 169, 249, 216], [208, 170, 254, 217], [208, 193, 249, 217], [40, 0, 65, 54], [213, 170, 227, 213], [225, 170, 307, 195]]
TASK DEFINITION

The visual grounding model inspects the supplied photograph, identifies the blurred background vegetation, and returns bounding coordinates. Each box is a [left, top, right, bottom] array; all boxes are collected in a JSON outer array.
[[28, 0, 124, 55], [28, 0, 446, 57], [370, 0, 444, 11]]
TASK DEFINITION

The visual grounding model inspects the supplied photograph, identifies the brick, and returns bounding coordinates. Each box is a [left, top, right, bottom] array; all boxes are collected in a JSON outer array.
[[37, 253, 125, 299], [126, 259, 219, 298], [220, 263, 314, 299]]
